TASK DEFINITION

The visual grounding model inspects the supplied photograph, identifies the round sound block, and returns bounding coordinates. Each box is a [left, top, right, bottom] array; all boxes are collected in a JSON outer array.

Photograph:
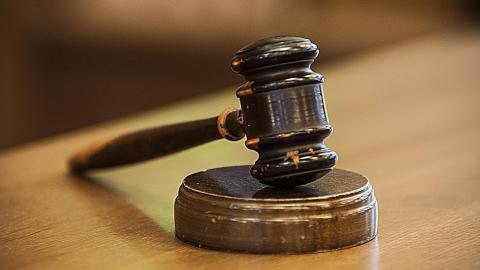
[[174, 166, 377, 254]]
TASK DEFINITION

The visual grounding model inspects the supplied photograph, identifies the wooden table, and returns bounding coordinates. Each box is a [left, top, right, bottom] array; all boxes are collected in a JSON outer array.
[[1, 27, 479, 269]]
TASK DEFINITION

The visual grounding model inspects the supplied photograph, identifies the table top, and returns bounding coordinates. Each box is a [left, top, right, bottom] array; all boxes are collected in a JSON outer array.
[[1, 27, 479, 269]]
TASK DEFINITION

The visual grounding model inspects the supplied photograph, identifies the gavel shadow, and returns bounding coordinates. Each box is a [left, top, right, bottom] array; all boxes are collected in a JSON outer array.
[[66, 173, 183, 257], [253, 186, 329, 199]]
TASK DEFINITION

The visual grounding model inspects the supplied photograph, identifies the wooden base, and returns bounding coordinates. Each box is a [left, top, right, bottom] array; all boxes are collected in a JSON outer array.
[[174, 166, 377, 254]]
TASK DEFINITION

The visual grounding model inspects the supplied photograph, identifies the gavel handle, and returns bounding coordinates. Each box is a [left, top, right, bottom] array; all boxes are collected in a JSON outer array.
[[68, 108, 244, 174]]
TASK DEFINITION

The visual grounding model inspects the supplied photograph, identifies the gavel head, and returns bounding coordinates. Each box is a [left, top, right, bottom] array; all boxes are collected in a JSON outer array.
[[231, 36, 337, 187]]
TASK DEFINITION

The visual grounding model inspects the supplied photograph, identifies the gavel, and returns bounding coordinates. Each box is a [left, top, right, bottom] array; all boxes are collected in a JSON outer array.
[[69, 36, 337, 187]]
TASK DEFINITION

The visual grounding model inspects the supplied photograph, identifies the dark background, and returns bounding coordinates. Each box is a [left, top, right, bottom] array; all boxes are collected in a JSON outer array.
[[1, 0, 478, 150]]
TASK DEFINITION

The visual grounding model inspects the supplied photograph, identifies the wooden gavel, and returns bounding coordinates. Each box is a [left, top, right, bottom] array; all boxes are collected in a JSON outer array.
[[69, 36, 337, 187]]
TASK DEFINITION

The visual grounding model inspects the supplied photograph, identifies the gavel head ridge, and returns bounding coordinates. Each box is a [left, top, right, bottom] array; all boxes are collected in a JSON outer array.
[[229, 36, 337, 187]]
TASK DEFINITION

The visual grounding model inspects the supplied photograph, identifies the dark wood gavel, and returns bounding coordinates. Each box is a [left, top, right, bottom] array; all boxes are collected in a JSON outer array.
[[69, 36, 337, 187]]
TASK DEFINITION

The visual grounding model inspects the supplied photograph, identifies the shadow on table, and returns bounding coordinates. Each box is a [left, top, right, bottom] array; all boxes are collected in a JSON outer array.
[[66, 174, 185, 256]]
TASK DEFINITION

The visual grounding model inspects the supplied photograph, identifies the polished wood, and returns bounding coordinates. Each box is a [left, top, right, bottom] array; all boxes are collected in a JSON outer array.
[[233, 37, 336, 186], [175, 166, 377, 253], [0, 28, 479, 269]]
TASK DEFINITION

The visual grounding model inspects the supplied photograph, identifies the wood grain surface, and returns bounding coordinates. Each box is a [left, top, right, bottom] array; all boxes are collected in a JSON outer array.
[[1, 27, 479, 269]]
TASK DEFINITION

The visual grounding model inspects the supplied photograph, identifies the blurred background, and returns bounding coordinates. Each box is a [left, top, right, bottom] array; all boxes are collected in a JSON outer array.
[[1, 0, 478, 150]]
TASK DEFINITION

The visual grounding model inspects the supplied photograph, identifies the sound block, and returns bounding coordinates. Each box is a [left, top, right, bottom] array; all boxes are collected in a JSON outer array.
[[174, 166, 377, 254]]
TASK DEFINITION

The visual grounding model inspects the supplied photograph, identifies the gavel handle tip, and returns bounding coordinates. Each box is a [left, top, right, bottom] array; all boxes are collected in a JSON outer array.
[[68, 155, 87, 175], [67, 137, 116, 174]]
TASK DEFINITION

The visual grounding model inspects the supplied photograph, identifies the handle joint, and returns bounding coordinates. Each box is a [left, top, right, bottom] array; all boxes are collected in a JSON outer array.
[[217, 108, 245, 141]]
